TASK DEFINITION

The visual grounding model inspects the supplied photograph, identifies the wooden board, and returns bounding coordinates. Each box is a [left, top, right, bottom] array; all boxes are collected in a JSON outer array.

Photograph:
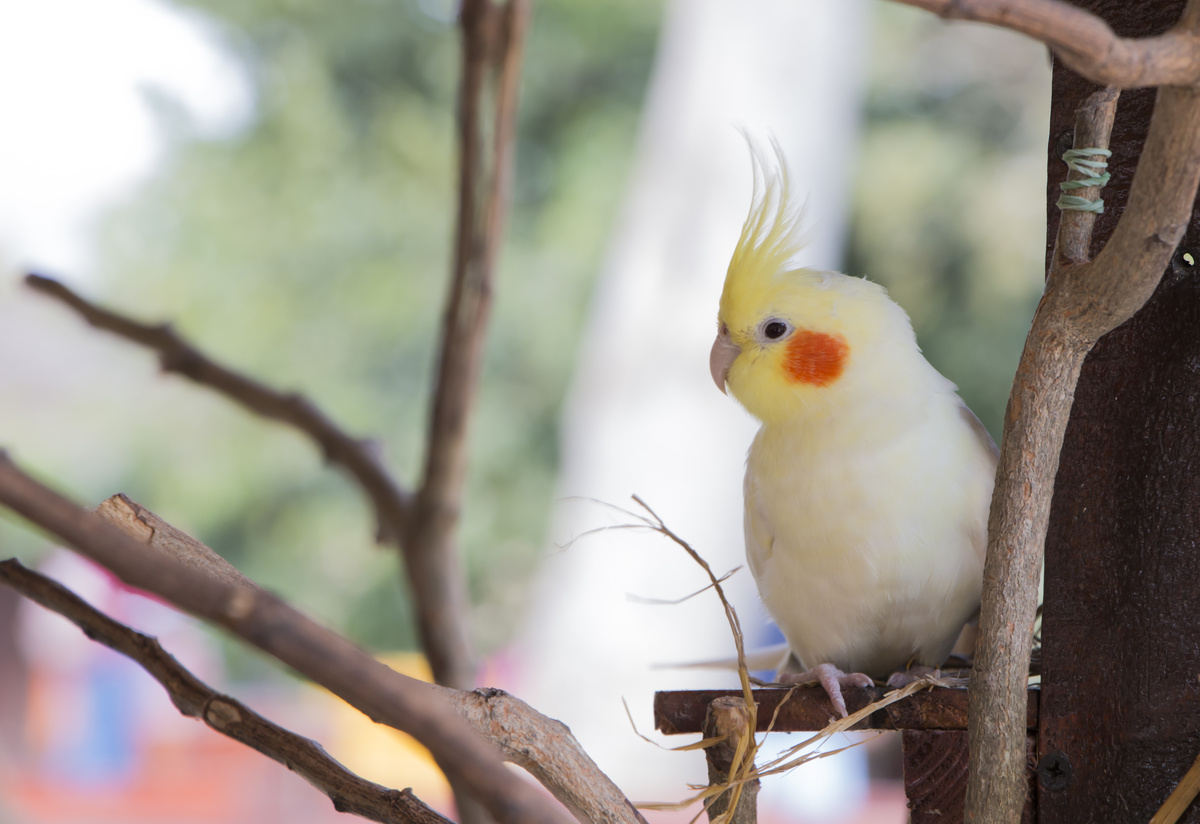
[[902, 731, 1037, 824], [653, 686, 1038, 735]]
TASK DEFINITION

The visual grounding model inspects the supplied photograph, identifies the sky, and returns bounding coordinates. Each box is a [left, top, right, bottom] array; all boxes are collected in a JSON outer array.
[[0, 0, 252, 279]]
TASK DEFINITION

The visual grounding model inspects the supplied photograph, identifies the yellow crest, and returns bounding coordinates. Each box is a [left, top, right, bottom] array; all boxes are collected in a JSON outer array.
[[722, 137, 808, 313]]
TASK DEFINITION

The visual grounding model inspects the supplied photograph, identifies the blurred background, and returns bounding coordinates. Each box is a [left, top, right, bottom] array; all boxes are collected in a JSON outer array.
[[0, 0, 1049, 822]]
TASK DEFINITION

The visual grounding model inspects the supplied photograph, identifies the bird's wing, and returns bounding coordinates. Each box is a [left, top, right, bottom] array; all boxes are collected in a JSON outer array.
[[743, 468, 776, 582], [958, 400, 1000, 463]]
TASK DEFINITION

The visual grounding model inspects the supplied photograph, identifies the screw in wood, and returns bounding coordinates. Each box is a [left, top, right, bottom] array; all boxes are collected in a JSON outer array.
[[1037, 751, 1073, 791]]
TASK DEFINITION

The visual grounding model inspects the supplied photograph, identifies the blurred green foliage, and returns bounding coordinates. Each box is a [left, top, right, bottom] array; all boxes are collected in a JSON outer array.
[[93, 0, 664, 657], [5, 1, 1050, 670], [847, 4, 1050, 439]]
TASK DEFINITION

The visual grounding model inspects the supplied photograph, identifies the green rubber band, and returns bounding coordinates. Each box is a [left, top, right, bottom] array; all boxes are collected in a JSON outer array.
[[1056, 194, 1106, 213], [1057, 147, 1111, 213]]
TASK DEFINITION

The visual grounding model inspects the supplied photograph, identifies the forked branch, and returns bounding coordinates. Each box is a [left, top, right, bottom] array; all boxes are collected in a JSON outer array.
[[964, 4, 1200, 819], [0, 452, 570, 824], [408, 0, 531, 694], [0, 461, 643, 824]]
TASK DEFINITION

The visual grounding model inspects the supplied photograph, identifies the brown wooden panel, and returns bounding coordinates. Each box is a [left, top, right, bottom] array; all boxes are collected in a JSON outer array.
[[653, 686, 1038, 735], [902, 732, 1037, 824], [1041, 3, 1200, 823]]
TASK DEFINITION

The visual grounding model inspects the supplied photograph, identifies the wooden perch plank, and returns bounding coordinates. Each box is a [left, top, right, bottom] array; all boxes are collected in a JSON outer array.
[[653, 687, 1039, 735], [902, 731, 1038, 824]]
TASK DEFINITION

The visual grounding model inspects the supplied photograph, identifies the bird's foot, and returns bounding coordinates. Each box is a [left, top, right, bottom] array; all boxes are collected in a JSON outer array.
[[780, 663, 873, 718], [886, 664, 941, 688]]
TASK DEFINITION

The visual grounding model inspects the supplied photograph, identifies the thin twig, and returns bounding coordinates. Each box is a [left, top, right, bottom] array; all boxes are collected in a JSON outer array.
[[0, 452, 572, 824], [613, 498, 925, 823], [626, 568, 741, 606], [23, 273, 412, 544], [581, 497, 757, 824], [0, 558, 451, 824], [408, 0, 531, 697], [625, 495, 758, 824], [416, 5, 531, 818], [890, 0, 1200, 88]]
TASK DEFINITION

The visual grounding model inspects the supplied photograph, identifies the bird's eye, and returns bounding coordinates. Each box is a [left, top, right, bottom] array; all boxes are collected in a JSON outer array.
[[762, 320, 790, 340]]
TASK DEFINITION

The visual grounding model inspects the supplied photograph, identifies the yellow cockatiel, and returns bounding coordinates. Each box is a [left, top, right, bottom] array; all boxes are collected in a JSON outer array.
[[709, 143, 998, 717]]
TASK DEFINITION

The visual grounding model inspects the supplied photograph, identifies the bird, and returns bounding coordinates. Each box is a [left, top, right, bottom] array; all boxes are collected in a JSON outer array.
[[709, 141, 998, 718]]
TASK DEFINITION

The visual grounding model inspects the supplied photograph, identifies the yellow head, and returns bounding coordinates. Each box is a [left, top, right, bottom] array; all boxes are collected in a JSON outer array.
[[710, 141, 930, 427]]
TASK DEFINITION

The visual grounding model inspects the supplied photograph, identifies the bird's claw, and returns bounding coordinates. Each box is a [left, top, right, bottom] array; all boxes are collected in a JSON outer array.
[[886, 665, 941, 688], [780, 663, 873, 718]]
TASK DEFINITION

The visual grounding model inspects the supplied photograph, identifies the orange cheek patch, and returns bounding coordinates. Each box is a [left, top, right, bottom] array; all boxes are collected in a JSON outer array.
[[784, 330, 849, 386]]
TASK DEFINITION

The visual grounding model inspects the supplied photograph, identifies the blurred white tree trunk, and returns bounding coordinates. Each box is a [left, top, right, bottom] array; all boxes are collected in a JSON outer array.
[[519, 0, 868, 809]]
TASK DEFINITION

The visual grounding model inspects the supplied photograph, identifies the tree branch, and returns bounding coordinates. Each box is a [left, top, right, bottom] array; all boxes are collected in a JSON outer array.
[[967, 7, 1200, 815], [0, 558, 451, 824], [23, 272, 413, 545], [0, 452, 571, 824], [890, 0, 1200, 89], [95, 492, 643, 824], [0, 468, 641, 824], [442, 688, 648, 824], [408, 0, 531, 695]]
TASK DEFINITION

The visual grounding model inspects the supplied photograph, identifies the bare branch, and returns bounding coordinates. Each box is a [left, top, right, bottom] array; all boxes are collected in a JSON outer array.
[[967, 12, 1200, 817], [94, 492, 643, 824], [408, 0, 532, 695], [442, 688, 648, 824], [0, 558, 451, 824], [890, 0, 1200, 88], [1071, 82, 1200, 338], [964, 89, 1120, 824], [104, 492, 642, 824], [0, 477, 641, 824], [23, 273, 413, 544], [95, 493, 261, 591], [0, 452, 572, 824]]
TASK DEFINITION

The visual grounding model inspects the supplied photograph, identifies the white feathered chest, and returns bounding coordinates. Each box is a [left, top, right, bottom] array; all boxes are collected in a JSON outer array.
[[743, 393, 994, 679]]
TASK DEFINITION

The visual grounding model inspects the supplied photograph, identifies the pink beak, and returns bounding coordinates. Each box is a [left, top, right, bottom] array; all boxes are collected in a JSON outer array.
[[710, 327, 741, 395]]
